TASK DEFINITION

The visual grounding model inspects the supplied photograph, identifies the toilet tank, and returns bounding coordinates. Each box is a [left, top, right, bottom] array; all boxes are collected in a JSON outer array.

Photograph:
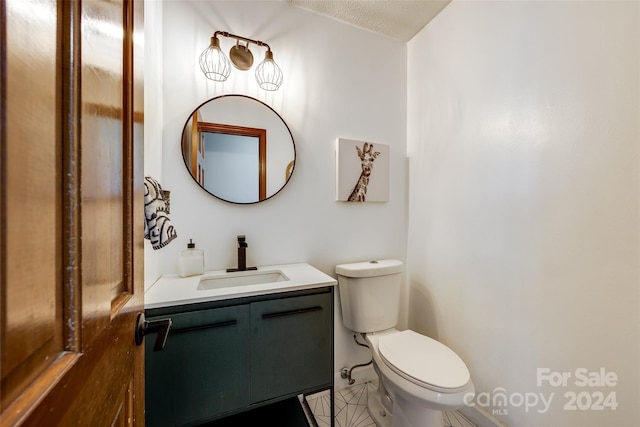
[[335, 259, 404, 333]]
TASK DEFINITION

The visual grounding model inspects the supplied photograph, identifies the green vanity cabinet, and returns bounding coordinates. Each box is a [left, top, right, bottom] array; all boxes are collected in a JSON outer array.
[[145, 287, 334, 426], [250, 292, 333, 403], [145, 304, 251, 427]]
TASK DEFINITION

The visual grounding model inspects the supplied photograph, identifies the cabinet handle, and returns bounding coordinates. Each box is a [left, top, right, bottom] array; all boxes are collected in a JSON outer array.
[[171, 319, 237, 335], [262, 306, 322, 319]]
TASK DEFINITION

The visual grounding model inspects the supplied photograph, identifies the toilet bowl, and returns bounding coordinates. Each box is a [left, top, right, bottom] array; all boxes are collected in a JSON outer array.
[[365, 329, 474, 427], [336, 260, 475, 427]]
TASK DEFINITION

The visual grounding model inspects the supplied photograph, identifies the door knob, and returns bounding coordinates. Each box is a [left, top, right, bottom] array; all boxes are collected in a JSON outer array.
[[135, 312, 173, 351]]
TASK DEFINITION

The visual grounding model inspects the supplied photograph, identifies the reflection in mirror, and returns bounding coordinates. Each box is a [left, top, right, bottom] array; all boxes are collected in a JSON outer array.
[[181, 95, 295, 204]]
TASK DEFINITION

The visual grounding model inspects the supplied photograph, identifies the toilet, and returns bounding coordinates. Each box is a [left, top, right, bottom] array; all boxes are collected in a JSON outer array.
[[336, 259, 475, 427]]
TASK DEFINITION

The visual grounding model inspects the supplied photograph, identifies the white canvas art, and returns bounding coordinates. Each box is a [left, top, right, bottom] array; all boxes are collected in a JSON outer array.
[[336, 138, 389, 202]]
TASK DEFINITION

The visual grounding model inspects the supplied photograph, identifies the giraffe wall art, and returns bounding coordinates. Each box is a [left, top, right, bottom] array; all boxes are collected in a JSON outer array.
[[336, 138, 390, 202]]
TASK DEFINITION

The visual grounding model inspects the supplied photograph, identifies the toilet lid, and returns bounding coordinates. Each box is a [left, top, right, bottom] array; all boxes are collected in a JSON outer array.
[[378, 330, 471, 390]]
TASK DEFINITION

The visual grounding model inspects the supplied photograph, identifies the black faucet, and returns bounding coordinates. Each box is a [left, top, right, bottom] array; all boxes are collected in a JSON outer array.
[[227, 235, 257, 272]]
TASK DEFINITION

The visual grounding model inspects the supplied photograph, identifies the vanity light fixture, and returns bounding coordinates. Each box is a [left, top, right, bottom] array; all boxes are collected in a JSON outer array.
[[199, 31, 283, 91]]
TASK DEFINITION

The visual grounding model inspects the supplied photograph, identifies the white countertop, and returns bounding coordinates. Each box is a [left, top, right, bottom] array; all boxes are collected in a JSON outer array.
[[144, 262, 337, 309]]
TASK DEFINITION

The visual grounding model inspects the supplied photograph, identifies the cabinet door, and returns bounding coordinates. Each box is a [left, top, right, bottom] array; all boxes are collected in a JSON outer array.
[[251, 291, 333, 403], [145, 304, 251, 426]]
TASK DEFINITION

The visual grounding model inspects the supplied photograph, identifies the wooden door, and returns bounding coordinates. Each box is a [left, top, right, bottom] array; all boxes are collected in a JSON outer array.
[[1, 0, 145, 425]]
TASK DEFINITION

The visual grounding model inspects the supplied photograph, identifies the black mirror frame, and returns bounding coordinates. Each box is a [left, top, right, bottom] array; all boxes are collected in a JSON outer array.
[[180, 94, 296, 204]]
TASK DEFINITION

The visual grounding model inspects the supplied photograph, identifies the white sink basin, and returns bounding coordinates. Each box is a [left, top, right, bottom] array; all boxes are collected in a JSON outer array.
[[197, 270, 289, 290], [145, 263, 337, 309]]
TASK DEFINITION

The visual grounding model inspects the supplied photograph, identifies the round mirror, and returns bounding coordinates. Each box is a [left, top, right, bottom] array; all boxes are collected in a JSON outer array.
[[181, 95, 295, 204]]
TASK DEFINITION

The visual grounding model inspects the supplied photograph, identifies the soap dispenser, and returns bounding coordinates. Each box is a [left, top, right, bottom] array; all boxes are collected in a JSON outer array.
[[178, 239, 204, 277]]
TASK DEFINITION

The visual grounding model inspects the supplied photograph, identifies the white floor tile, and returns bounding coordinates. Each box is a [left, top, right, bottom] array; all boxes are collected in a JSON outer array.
[[306, 382, 476, 427]]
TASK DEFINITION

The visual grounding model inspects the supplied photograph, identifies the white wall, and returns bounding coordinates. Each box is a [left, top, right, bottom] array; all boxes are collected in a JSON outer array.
[[144, 0, 164, 288], [407, 1, 639, 426], [149, 0, 408, 388]]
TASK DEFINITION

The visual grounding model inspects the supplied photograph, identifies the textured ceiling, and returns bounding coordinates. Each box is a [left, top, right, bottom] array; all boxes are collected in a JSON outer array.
[[288, 0, 452, 42]]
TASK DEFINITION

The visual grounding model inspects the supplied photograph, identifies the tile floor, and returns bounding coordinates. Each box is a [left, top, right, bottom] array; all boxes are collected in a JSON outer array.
[[305, 381, 476, 427]]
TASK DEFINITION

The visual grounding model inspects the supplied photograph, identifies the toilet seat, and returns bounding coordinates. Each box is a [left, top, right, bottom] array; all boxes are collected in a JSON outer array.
[[377, 330, 471, 393]]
